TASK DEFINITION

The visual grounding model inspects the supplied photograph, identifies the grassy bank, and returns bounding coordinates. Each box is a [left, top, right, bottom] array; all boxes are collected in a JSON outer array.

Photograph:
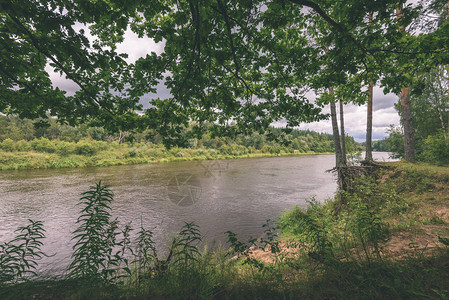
[[0, 138, 331, 170], [1, 162, 449, 299]]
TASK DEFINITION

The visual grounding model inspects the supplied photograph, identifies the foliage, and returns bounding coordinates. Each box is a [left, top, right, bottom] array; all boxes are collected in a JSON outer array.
[[420, 130, 449, 165], [383, 125, 405, 159], [0, 220, 45, 285], [385, 66, 449, 164], [3, 0, 446, 148], [68, 182, 132, 282], [0, 0, 152, 129], [0, 119, 361, 170]]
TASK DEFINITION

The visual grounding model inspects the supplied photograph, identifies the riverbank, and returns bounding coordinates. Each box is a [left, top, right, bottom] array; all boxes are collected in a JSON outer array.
[[1, 162, 448, 299], [0, 138, 332, 170]]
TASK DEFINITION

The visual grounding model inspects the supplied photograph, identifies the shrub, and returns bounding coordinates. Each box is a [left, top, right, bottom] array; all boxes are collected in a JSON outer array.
[[0, 138, 15, 152], [15, 140, 31, 152], [55, 141, 77, 156], [31, 138, 57, 153], [421, 131, 449, 165], [75, 141, 98, 156]]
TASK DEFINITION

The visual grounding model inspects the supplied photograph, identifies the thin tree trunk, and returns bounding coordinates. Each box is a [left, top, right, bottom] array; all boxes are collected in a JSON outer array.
[[365, 13, 374, 162], [397, 5, 415, 162], [443, 0, 449, 135], [365, 80, 374, 161], [339, 99, 347, 165], [400, 87, 415, 161], [329, 88, 343, 168]]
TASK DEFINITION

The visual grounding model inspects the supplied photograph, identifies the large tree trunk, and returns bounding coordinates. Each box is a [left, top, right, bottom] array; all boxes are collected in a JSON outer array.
[[365, 80, 374, 161], [397, 5, 415, 162], [400, 87, 415, 161], [339, 99, 347, 165]]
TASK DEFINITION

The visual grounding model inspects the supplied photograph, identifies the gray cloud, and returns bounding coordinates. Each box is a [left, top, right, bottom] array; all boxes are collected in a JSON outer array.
[[373, 87, 399, 111]]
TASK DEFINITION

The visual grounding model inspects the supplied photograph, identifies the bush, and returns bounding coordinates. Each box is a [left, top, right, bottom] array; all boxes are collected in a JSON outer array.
[[31, 138, 57, 153], [384, 126, 404, 159], [15, 140, 31, 151], [421, 131, 449, 165], [0, 138, 15, 152], [75, 141, 98, 156], [55, 141, 77, 156]]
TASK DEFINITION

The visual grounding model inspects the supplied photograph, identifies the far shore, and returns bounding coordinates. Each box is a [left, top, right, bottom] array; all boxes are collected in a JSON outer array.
[[0, 147, 335, 171]]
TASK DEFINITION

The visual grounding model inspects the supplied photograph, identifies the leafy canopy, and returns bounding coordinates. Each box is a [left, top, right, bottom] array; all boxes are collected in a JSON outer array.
[[2, 0, 449, 146]]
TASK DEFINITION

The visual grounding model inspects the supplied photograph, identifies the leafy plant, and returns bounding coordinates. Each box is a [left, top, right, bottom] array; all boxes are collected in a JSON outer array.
[[134, 226, 157, 279], [0, 220, 45, 284], [345, 198, 388, 265], [68, 181, 130, 282], [172, 222, 201, 272]]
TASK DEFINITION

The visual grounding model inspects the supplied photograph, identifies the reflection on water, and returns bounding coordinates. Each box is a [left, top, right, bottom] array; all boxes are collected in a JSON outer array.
[[0, 152, 393, 276]]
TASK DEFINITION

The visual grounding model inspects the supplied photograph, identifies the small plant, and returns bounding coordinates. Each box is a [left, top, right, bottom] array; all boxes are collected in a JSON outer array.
[[68, 181, 130, 282], [0, 220, 45, 284], [345, 197, 389, 265], [172, 222, 201, 272], [134, 226, 157, 279]]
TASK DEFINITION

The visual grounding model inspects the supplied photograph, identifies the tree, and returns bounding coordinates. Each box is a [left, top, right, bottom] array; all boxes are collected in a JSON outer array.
[[3, 0, 448, 158], [0, 0, 154, 129]]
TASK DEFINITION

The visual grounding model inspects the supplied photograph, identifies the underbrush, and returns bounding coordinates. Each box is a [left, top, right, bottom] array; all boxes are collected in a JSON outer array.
[[1, 164, 449, 299]]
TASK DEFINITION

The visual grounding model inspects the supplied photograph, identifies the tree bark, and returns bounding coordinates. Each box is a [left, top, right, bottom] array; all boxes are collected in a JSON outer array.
[[329, 88, 343, 167], [400, 87, 415, 161], [365, 80, 374, 161], [339, 99, 347, 165], [365, 13, 374, 162], [397, 5, 415, 162]]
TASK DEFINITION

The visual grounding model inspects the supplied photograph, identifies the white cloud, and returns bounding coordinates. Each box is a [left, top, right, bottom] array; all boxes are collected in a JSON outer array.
[[300, 86, 400, 141]]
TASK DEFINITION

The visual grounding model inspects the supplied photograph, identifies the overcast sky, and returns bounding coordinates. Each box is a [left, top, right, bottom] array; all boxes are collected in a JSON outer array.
[[49, 29, 400, 142]]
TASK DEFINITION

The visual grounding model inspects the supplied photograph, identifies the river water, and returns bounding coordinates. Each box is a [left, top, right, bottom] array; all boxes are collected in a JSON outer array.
[[0, 152, 392, 277]]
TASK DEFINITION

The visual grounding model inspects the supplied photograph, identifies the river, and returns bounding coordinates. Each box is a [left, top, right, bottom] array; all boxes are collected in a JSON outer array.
[[0, 152, 393, 277]]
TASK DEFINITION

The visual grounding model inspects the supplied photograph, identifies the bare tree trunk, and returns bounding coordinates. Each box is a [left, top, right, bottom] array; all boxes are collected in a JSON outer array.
[[397, 5, 415, 162], [365, 13, 374, 162], [400, 87, 415, 161], [365, 80, 374, 161], [329, 88, 345, 173], [339, 99, 347, 165], [447, 1, 449, 136]]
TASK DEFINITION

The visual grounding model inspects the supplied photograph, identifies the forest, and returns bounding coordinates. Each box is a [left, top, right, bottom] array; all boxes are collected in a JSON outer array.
[[1, 0, 449, 299]]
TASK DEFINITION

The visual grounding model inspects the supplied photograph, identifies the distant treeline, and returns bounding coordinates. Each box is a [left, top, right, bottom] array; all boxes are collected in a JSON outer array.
[[0, 115, 361, 154]]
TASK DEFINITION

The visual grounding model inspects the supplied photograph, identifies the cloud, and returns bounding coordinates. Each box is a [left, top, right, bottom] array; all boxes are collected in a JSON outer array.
[[299, 86, 400, 142], [373, 88, 399, 111]]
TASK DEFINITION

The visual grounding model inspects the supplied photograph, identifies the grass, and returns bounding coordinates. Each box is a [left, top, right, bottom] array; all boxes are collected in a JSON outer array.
[[1, 162, 449, 299]]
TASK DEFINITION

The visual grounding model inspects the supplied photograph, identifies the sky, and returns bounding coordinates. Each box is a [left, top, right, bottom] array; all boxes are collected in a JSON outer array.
[[49, 29, 401, 142]]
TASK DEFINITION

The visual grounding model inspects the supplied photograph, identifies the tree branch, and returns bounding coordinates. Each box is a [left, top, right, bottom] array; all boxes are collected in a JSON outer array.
[[288, 0, 368, 56], [7, 14, 100, 108]]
